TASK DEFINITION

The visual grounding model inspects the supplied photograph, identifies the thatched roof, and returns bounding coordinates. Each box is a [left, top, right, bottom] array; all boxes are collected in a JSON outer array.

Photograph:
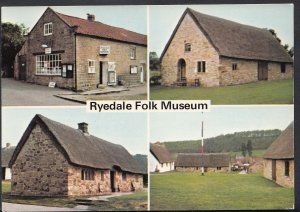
[[150, 143, 173, 163], [9, 114, 145, 174], [264, 122, 294, 159], [175, 153, 230, 168], [161, 8, 293, 63], [2, 145, 16, 167]]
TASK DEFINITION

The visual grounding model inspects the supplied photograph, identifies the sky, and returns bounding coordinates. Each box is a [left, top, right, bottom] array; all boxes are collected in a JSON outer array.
[[150, 106, 294, 142], [2, 107, 148, 155], [1, 6, 147, 34], [149, 4, 294, 56]]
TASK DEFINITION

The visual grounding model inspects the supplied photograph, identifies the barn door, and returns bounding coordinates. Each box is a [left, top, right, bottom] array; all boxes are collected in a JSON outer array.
[[272, 160, 276, 181], [19, 55, 27, 81], [258, 61, 268, 81]]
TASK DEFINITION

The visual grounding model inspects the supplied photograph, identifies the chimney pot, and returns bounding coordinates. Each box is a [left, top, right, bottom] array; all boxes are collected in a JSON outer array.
[[87, 13, 95, 21], [78, 122, 88, 134]]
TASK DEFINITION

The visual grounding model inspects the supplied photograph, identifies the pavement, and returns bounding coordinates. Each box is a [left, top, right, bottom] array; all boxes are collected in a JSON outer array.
[[1, 78, 147, 106], [2, 202, 89, 211], [87, 191, 134, 201]]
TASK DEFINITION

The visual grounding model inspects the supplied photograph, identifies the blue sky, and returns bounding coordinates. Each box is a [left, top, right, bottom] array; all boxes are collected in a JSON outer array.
[[1, 6, 147, 34], [2, 107, 148, 155], [149, 4, 294, 56], [150, 106, 294, 142]]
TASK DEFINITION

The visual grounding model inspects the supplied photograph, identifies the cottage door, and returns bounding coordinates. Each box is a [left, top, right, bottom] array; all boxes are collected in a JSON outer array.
[[19, 55, 27, 81], [99, 62, 103, 84], [178, 59, 186, 81], [140, 65, 144, 83], [258, 61, 268, 80], [110, 171, 115, 192], [272, 160, 276, 181]]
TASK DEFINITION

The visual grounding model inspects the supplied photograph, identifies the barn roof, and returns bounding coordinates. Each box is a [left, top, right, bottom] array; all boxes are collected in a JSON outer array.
[[161, 8, 292, 63], [150, 143, 174, 163], [9, 114, 145, 174], [53, 8, 147, 46], [264, 122, 294, 159], [2, 145, 16, 167], [175, 153, 230, 168]]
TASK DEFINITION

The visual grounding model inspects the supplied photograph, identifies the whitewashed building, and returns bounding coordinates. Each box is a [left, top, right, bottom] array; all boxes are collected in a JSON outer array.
[[150, 142, 174, 172], [2, 143, 16, 180]]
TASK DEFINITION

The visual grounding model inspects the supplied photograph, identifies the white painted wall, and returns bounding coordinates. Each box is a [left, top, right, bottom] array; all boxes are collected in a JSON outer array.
[[4, 168, 11, 180], [150, 153, 174, 173]]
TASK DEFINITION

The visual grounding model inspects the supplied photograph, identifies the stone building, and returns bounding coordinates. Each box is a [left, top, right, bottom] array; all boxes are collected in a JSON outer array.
[[14, 7, 147, 91], [263, 122, 294, 188], [150, 142, 174, 172], [2, 143, 16, 180], [160, 8, 293, 87], [9, 114, 145, 196], [175, 153, 230, 172]]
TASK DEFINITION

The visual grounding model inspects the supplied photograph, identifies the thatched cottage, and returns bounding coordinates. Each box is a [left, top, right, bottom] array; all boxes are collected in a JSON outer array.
[[2, 143, 16, 180], [14, 7, 147, 91], [150, 143, 174, 172], [175, 153, 230, 172], [9, 114, 145, 196], [160, 8, 293, 87], [263, 122, 294, 187]]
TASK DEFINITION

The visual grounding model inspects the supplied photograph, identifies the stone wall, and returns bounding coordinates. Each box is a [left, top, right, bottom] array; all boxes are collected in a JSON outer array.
[[11, 123, 69, 196], [161, 13, 220, 87], [176, 166, 229, 172], [267, 62, 293, 81], [76, 35, 147, 91], [113, 171, 144, 192], [263, 159, 294, 188], [21, 8, 76, 89]]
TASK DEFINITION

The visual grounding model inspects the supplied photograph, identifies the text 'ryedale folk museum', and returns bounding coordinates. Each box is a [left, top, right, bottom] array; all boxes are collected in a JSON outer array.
[[14, 7, 147, 91]]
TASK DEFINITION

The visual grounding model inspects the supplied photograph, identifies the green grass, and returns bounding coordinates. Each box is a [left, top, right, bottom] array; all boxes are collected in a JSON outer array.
[[229, 149, 266, 157], [2, 181, 11, 193], [150, 79, 293, 104], [150, 172, 294, 210]]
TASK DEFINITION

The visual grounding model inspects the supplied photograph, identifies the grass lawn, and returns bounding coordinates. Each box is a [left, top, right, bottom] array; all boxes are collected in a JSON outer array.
[[150, 172, 294, 210], [2, 181, 147, 210], [150, 79, 293, 104]]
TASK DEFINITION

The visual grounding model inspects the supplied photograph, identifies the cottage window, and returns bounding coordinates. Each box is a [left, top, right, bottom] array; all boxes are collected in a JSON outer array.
[[284, 161, 290, 176], [217, 167, 221, 170], [101, 171, 104, 181], [88, 60, 96, 73], [281, 63, 286, 73], [36, 54, 62, 75], [130, 46, 136, 59], [197, 61, 206, 73], [232, 63, 238, 71], [122, 172, 127, 181], [185, 43, 191, 52], [44, 22, 53, 36], [81, 169, 95, 180], [135, 175, 139, 182]]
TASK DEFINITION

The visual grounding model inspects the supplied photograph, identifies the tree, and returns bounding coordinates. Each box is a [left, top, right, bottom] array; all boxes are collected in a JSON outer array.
[[268, 28, 293, 58], [247, 140, 253, 157], [241, 143, 247, 157], [1, 22, 28, 77], [149, 51, 160, 70]]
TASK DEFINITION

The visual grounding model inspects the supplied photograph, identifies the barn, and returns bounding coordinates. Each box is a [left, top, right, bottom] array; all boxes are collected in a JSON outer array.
[[160, 8, 293, 87], [2, 143, 16, 180], [150, 142, 174, 172], [9, 114, 145, 196], [175, 153, 230, 172], [14, 7, 147, 91], [263, 122, 294, 187]]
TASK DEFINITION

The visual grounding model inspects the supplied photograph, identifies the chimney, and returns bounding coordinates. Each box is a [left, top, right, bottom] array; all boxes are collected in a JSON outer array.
[[78, 122, 88, 134], [87, 13, 95, 21], [6, 143, 11, 148]]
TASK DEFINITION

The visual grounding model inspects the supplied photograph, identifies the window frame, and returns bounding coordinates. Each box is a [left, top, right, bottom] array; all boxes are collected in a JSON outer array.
[[185, 43, 191, 52], [122, 172, 127, 181], [44, 22, 53, 36], [81, 169, 95, 181], [36, 54, 62, 76], [88, 59, 96, 74], [232, 63, 238, 71], [197, 61, 206, 73], [281, 63, 286, 73], [284, 160, 290, 176], [101, 171, 104, 181], [130, 46, 136, 60]]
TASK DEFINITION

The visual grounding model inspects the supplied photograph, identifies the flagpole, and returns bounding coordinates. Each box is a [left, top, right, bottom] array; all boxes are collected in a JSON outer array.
[[201, 120, 204, 176]]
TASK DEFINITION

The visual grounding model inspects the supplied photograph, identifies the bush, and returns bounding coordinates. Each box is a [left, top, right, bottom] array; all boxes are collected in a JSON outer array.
[[150, 76, 161, 86]]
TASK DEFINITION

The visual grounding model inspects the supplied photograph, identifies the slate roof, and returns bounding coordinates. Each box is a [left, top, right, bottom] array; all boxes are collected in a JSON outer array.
[[264, 122, 294, 159], [2, 146, 16, 167], [9, 114, 145, 174], [161, 8, 293, 63], [175, 153, 230, 168], [53, 9, 147, 46], [150, 143, 173, 163]]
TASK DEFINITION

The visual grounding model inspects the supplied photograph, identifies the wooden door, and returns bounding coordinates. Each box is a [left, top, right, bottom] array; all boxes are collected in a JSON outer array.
[[110, 171, 115, 192], [258, 61, 268, 80], [272, 160, 276, 181], [99, 62, 103, 84]]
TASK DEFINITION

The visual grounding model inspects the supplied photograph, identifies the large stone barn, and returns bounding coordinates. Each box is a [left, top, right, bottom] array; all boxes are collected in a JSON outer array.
[[263, 122, 294, 187], [9, 114, 145, 196], [175, 153, 230, 172], [160, 8, 293, 87], [2, 143, 16, 180], [14, 7, 147, 91], [150, 142, 174, 172]]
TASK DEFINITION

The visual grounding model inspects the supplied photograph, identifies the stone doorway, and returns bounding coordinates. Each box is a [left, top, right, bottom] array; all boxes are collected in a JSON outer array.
[[258, 61, 268, 80], [177, 59, 186, 81], [110, 171, 115, 192]]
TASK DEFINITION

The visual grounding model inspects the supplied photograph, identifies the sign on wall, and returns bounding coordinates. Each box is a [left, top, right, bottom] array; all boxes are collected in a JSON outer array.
[[45, 48, 52, 54], [99, 46, 110, 55], [130, 65, 138, 74]]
